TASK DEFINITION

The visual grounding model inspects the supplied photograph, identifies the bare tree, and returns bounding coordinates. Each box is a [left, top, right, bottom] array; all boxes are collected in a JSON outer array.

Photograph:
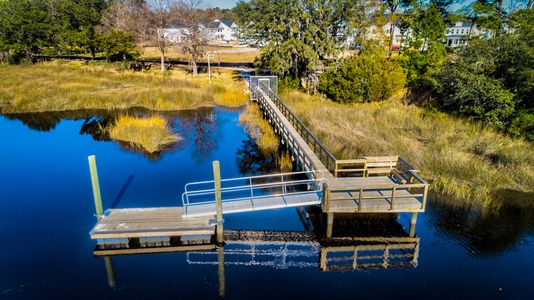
[[175, 0, 210, 76], [148, 0, 175, 71], [101, 0, 152, 46]]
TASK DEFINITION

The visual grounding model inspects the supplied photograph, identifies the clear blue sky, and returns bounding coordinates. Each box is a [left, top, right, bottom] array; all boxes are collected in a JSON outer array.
[[206, 0, 241, 9]]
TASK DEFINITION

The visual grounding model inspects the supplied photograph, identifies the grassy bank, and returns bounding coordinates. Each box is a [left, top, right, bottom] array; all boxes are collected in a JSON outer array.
[[0, 61, 247, 113], [141, 46, 259, 64], [109, 115, 180, 153], [282, 90, 534, 209]]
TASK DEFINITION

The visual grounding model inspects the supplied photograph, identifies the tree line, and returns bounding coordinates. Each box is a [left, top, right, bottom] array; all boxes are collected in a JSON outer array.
[[0, 0, 230, 74], [234, 0, 534, 140]]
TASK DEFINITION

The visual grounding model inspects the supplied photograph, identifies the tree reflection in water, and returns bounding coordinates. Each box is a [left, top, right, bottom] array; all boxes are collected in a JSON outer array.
[[174, 108, 220, 161], [428, 192, 534, 255]]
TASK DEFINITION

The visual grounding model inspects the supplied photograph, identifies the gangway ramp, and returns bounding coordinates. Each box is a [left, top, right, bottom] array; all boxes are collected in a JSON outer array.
[[181, 171, 325, 217]]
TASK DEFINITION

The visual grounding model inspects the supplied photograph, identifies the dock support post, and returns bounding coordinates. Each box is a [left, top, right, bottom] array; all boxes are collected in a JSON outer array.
[[409, 212, 418, 237], [88, 155, 103, 220], [103, 256, 116, 289], [326, 213, 334, 238], [213, 161, 224, 245]]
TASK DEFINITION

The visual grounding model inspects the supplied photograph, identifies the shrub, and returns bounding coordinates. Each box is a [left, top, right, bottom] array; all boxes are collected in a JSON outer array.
[[319, 49, 406, 103], [98, 31, 140, 62], [509, 110, 534, 141], [437, 70, 515, 129]]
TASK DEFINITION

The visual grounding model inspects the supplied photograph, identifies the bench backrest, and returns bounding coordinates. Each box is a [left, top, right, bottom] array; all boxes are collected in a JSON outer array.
[[363, 156, 399, 176]]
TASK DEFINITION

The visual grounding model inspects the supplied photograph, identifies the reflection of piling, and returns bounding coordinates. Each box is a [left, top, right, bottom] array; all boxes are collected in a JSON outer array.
[[88, 155, 103, 220], [218, 246, 225, 298], [326, 213, 334, 238], [409, 212, 418, 237], [213, 161, 224, 245], [103, 256, 116, 289]]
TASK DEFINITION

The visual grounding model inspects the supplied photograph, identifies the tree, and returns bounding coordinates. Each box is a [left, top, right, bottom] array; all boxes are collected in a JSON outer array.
[[101, 0, 152, 46], [235, 0, 364, 88], [98, 30, 140, 61], [382, 0, 401, 56], [56, 0, 109, 57], [0, 0, 61, 62], [399, 2, 448, 84], [319, 46, 406, 103], [174, 0, 210, 76], [147, 0, 175, 72]]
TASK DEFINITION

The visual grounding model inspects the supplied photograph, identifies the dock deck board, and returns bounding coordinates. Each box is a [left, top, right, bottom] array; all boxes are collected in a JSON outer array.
[[90, 207, 215, 239]]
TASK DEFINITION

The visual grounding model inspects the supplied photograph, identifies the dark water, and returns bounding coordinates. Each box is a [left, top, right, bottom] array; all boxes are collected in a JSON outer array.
[[1, 108, 534, 299]]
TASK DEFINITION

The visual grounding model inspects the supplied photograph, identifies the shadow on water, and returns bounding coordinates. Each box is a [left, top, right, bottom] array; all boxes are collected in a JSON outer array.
[[110, 175, 135, 209], [428, 191, 534, 256]]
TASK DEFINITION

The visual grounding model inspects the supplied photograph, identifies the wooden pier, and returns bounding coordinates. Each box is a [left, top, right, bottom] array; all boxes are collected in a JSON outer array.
[[88, 76, 430, 251]]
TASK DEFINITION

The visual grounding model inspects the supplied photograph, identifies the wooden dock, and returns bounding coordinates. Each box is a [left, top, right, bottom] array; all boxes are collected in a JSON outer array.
[[87, 76, 430, 250]]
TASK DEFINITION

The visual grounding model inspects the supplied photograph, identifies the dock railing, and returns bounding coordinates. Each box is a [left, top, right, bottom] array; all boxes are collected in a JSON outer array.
[[324, 156, 429, 212], [181, 170, 325, 216], [250, 81, 337, 173]]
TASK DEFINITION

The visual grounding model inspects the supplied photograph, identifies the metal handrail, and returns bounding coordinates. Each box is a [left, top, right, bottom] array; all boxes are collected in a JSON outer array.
[[250, 82, 337, 172], [181, 170, 324, 208]]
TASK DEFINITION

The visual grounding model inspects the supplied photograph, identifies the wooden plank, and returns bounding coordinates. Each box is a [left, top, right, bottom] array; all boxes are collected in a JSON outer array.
[[93, 244, 216, 256], [90, 207, 215, 239]]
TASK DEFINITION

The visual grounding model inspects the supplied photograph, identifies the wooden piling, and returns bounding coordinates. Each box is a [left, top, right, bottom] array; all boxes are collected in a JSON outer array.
[[213, 161, 224, 245], [409, 212, 418, 237], [326, 213, 334, 238], [88, 155, 103, 220]]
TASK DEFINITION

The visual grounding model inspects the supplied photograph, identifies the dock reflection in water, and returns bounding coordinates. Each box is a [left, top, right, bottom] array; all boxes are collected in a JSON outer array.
[[93, 208, 420, 295]]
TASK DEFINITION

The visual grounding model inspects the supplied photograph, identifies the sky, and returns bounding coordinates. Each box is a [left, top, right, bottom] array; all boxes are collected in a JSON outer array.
[[206, 0, 241, 9]]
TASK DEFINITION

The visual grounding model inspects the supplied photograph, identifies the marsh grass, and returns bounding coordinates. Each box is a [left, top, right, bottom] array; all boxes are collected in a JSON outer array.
[[109, 115, 180, 153], [0, 61, 247, 113], [282, 90, 534, 209]]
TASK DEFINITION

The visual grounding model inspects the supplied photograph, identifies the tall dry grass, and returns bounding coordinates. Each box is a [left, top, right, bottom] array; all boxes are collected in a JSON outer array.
[[109, 115, 180, 153], [0, 61, 247, 113], [282, 90, 534, 209]]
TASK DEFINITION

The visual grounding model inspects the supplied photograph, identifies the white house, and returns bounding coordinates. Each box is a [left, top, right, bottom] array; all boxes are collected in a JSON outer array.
[[445, 22, 487, 47], [204, 19, 239, 43], [163, 19, 239, 44], [162, 21, 190, 43], [365, 21, 489, 50]]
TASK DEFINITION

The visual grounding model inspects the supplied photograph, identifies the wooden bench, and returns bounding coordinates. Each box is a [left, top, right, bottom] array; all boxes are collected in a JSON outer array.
[[363, 156, 399, 177], [334, 159, 367, 177]]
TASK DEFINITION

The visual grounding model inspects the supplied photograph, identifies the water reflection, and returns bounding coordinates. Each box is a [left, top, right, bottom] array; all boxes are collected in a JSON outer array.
[[1, 108, 226, 160], [428, 197, 534, 255], [93, 208, 420, 294]]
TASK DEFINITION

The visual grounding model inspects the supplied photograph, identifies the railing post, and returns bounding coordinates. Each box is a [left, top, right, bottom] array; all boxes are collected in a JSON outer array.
[[322, 182, 330, 212], [282, 174, 286, 195], [390, 186, 396, 211], [213, 161, 224, 245], [88, 155, 103, 220], [358, 187, 363, 212]]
